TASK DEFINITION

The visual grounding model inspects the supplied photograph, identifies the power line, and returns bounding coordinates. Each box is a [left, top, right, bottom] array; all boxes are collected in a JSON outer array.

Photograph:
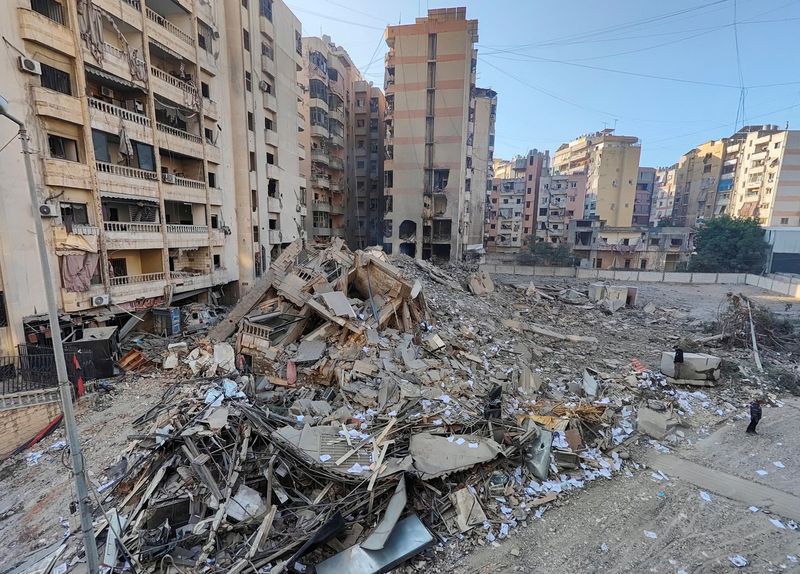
[[286, 5, 384, 30]]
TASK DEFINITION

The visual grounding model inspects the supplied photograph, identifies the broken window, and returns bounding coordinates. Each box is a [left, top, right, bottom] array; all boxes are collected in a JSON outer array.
[[433, 169, 449, 191], [48, 134, 79, 162], [383, 219, 393, 238]]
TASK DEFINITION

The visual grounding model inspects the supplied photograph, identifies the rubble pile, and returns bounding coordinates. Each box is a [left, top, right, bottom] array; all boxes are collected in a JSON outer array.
[[83, 242, 666, 573]]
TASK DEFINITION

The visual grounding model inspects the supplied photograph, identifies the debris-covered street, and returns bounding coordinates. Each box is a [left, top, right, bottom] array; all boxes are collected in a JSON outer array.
[[1, 242, 799, 574]]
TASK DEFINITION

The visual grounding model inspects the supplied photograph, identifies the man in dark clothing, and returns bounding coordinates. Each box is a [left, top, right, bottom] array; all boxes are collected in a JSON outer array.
[[673, 347, 684, 379], [746, 399, 762, 434]]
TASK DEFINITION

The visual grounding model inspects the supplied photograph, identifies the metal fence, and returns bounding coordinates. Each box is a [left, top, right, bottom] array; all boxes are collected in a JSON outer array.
[[0, 347, 94, 395]]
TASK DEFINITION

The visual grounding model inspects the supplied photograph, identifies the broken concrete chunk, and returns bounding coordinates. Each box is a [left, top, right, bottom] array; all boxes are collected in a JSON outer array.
[[320, 291, 357, 318], [468, 270, 494, 295], [162, 353, 179, 370], [660, 352, 721, 381], [582, 369, 599, 397], [226, 484, 266, 522], [450, 487, 487, 533], [637, 407, 679, 440], [295, 340, 327, 363], [410, 433, 503, 479], [213, 342, 236, 374], [519, 364, 542, 394]]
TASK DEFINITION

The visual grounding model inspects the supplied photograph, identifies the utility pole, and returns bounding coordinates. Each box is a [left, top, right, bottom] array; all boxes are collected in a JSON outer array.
[[0, 96, 100, 573]]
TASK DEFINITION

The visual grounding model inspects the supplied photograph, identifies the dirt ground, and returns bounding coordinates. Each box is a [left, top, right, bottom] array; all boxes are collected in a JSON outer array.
[[0, 279, 798, 573]]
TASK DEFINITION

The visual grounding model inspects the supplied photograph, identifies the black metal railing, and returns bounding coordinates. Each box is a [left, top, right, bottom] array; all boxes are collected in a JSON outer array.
[[0, 347, 94, 395], [31, 0, 65, 25]]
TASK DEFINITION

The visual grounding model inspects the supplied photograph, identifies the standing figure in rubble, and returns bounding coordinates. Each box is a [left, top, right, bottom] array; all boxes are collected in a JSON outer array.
[[745, 398, 763, 435], [673, 346, 684, 379]]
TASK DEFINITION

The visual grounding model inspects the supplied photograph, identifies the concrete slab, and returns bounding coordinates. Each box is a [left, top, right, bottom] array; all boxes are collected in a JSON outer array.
[[690, 273, 717, 284]]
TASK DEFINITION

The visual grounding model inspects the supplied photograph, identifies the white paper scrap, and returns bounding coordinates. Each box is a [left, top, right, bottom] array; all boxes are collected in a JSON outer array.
[[756, 469, 768, 476], [644, 530, 658, 539], [319, 454, 331, 462], [769, 518, 786, 529], [699, 491, 712, 502]]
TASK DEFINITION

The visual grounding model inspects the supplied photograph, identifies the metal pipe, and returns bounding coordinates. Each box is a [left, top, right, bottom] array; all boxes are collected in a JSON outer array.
[[0, 97, 101, 572]]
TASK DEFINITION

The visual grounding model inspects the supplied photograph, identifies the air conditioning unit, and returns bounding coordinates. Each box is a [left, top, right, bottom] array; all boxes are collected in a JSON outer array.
[[18, 56, 41, 75], [100, 86, 114, 98], [162, 173, 176, 184], [39, 203, 59, 217], [92, 294, 110, 306], [258, 80, 269, 92]]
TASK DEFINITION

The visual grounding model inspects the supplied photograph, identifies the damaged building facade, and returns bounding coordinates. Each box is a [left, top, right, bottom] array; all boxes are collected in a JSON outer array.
[[0, 0, 258, 353]]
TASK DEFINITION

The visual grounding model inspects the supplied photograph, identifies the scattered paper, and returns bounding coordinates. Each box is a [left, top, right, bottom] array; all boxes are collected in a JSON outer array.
[[644, 530, 658, 539], [769, 518, 786, 529], [772, 461, 785, 469], [756, 469, 768, 476], [319, 454, 331, 462], [748, 506, 760, 513], [456, 438, 466, 446], [347, 463, 366, 474], [25, 452, 43, 466], [499, 522, 510, 539], [728, 555, 748, 567], [468, 442, 479, 449], [787, 555, 798, 563], [699, 491, 712, 502]]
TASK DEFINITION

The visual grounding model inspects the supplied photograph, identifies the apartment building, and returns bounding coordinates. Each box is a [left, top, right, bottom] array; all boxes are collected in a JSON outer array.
[[553, 129, 641, 227], [300, 36, 360, 245], [633, 167, 656, 226], [725, 125, 800, 227], [0, 0, 244, 354], [492, 157, 514, 179], [536, 170, 588, 243], [671, 139, 725, 227], [352, 81, 385, 248], [384, 7, 478, 261], [486, 177, 525, 252], [569, 220, 693, 271], [650, 165, 677, 225], [468, 87, 496, 250], [228, 0, 305, 292]]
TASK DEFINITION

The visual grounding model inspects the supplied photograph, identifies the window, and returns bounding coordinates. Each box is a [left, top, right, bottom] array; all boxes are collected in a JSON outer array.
[[640, 260, 647, 270], [490, 224, 496, 229], [525, 201, 531, 208], [594, 258, 603, 269], [60, 202, 89, 229], [0, 291, 6, 327], [781, 217, 789, 225], [261, 40, 274, 59], [703, 164, 712, 173], [427, 33, 437, 59], [622, 238, 630, 246], [201, 82, 210, 98], [241, 0, 247, 6], [624, 259, 631, 269], [243, 29, 250, 51], [528, 174, 532, 181], [206, 171, 216, 188], [211, 214, 219, 228], [295, 30, 302, 55], [40, 63, 71, 95], [251, 189, 258, 210], [48, 134, 79, 162], [357, 160, 365, 169], [539, 208, 547, 216], [204, 127, 214, 144], [266, 152, 275, 165], [525, 215, 530, 221], [249, 151, 256, 172], [356, 119, 365, 128], [259, 0, 273, 20], [245, 72, 252, 92], [252, 225, 259, 242], [503, 198, 508, 204], [265, 118, 273, 131], [774, 142, 781, 149], [247, 112, 254, 131], [213, 254, 221, 268]]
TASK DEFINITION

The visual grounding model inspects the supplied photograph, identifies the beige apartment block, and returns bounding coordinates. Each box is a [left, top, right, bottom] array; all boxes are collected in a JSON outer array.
[[536, 171, 588, 244], [724, 126, 800, 227], [650, 165, 677, 225], [384, 7, 478, 261], [671, 138, 725, 227], [226, 0, 305, 293], [300, 36, 358, 244], [468, 87, 495, 250], [0, 0, 242, 354], [351, 80, 385, 248], [553, 129, 641, 227], [486, 177, 526, 252]]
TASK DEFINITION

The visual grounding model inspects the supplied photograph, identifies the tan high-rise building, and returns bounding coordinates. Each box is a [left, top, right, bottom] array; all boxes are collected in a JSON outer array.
[[0, 0, 253, 354], [384, 7, 478, 261], [228, 0, 305, 292], [724, 125, 800, 227], [552, 129, 641, 227], [468, 87, 496, 250], [300, 36, 359, 244], [671, 139, 726, 227], [650, 165, 678, 225], [351, 81, 385, 248]]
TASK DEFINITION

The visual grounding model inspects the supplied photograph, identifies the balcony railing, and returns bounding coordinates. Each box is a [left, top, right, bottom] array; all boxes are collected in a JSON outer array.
[[145, 7, 194, 47], [329, 157, 344, 171], [150, 66, 198, 97], [123, 0, 141, 8], [110, 272, 165, 286], [89, 98, 150, 126], [31, 0, 65, 25], [70, 225, 100, 236], [96, 161, 158, 180], [102, 42, 145, 68], [104, 222, 161, 233], [166, 224, 208, 233], [174, 176, 206, 189], [157, 122, 202, 144]]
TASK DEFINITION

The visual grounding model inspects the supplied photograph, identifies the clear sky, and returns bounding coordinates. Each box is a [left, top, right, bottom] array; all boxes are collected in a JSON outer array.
[[288, 0, 800, 167]]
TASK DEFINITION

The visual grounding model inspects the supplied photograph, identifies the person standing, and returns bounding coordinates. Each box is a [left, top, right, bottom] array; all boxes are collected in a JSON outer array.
[[746, 399, 762, 435]]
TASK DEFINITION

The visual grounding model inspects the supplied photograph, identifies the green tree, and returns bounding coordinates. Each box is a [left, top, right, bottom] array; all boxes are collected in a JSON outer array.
[[519, 239, 578, 266], [657, 217, 674, 227], [688, 216, 767, 273]]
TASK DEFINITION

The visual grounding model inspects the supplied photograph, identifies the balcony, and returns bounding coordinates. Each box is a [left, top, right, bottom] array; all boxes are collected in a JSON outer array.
[[43, 159, 91, 189], [261, 54, 276, 76], [151, 66, 199, 110], [100, 42, 146, 84], [313, 174, 330, 189], [267, 196, 281, 213], [33, 87, 82, 123], [329, 134, 344, 148], [266, 163, 280, 179], [206, 142, 221, 165], [167, 224, 210, 248], [157, 123, 204, 158], [162, 174, 207, 203], [264, 128, 279, 147], [263, 93, 277, 112], [311, 149, 330, 165], [198, 47, 217, 75], [110, 272, 166, 300], [298, 142, 306, 160], [171, 271, 213, 293], [313, 201, 331, 213], [310, 123, 329, 139], [329, 157, 344, 171], [755, 134, 772, 146], [203, 98, 219, 119], [309, 97, 328, 111], [330, 180, 342, 193], [269, 229, 282, 244], [18, 7, 75, 57], [750, 150, 768, 162], [312, 226, 331, 236], [331, 203, 345, 215], [104, 221, 163, 249], [96, 161, 159, 197], [329, 107, 345, 124], [89, 98, 151, 143], [145, 7, 195, 60]]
